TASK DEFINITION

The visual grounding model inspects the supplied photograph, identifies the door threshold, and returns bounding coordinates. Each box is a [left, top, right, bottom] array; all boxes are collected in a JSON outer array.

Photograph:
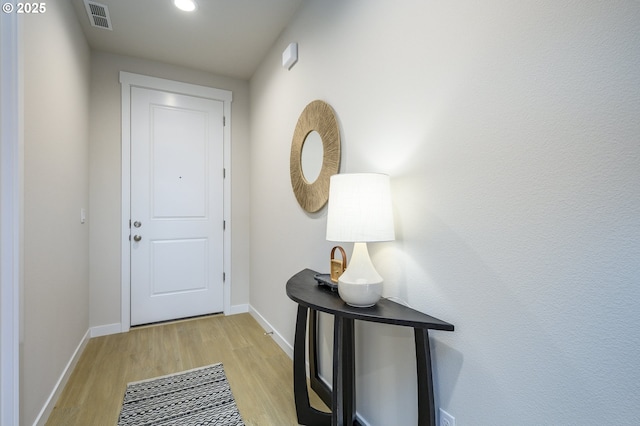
[[132, 312, 224, 329]]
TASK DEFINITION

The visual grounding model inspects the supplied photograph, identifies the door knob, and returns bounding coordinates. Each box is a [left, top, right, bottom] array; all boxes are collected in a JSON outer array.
[[133, 221, 142, 228], [133, 235, 142, 242]]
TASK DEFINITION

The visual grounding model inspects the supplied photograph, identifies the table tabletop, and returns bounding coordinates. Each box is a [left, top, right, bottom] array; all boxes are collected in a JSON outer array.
[[286, 268, 454, 331]]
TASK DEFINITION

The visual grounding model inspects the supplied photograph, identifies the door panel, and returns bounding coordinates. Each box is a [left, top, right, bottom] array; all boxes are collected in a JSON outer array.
[[152, 106, 207, 218], [151, 239, 208, 294], [130, 87, 224, 326]]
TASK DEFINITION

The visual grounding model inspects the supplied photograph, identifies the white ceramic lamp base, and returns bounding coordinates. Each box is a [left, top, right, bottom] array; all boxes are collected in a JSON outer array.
[[338, 243, 383, 307]]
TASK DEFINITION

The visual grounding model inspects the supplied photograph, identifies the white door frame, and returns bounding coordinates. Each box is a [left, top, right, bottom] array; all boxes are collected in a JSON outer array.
[[0, 5, 21, 424], [119, 72, 232, 332]]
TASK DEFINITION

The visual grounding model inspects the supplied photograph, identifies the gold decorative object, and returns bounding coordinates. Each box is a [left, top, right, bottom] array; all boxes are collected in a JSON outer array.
[[290, 100, 341, 212], [330, 246, 347, 283]]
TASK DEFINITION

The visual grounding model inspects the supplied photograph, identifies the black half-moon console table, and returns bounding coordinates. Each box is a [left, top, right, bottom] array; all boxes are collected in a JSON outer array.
[[286, 269, 454, 426]]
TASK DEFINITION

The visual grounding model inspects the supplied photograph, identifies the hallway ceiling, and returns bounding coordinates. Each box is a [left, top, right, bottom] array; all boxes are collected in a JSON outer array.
[[70, 0, 303, 80]]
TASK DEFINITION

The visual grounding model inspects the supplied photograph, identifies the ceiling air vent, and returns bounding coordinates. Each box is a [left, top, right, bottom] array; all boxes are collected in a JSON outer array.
[[83, 0, 113, 30]]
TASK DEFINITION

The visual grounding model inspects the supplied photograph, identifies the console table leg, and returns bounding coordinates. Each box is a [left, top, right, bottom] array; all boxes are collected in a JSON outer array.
[[333, 316, 356, 426], [415, 328, 436, 426], [294, 305, 331, 426], [309, 309, 332, 406]]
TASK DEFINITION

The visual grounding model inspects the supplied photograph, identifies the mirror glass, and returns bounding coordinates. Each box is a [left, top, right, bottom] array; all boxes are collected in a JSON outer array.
[[301, 131, 323, 183]]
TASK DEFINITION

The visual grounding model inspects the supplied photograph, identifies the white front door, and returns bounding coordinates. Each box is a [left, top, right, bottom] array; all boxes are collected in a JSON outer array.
[[130, 87, 224, 326]]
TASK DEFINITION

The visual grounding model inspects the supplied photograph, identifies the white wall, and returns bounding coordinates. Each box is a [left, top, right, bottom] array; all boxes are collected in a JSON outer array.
[[21, 1, 91, 423], [88, 52, 251, 328], [249, 1, 640, 424]]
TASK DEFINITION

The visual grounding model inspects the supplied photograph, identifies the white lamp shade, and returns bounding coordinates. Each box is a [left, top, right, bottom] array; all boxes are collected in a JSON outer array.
[[326, 173, 395, 242]]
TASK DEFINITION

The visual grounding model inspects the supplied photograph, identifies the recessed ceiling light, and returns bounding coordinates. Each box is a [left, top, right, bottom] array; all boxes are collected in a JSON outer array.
[[173, 0, 197, 12]]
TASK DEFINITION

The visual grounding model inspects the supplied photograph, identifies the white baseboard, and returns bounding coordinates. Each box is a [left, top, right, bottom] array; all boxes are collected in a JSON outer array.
[[88, 305, 249, 338], [33, 328, 90, 426], [227, 303, 249, 315], [90, 322, 122, 338], [248, 305, 294, 359]]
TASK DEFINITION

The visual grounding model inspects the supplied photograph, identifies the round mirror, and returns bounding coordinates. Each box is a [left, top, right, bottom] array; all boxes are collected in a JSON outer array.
[[301, 131, 323, 183], [290, 100, 341, 212]]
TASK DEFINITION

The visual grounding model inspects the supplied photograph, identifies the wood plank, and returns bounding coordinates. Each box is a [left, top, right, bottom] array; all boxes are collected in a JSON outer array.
[[45, 313, 328, 425]]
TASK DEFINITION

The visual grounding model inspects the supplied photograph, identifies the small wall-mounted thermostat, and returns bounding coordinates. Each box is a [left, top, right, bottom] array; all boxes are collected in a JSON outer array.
[[282, 42, 298, 70]]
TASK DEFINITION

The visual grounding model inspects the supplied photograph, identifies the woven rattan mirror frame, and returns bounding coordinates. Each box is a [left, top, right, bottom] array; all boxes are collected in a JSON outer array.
[[290, 100, 341, 212]]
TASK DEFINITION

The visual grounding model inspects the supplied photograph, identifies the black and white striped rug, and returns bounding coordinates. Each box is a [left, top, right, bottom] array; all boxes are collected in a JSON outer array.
[[118, 363, 245, 426]]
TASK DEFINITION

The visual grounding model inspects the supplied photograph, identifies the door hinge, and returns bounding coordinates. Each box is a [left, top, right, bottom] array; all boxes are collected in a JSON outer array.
[[129, 219, 131, 228], [223, 220, 226, 230], [223, 272, 226, 282], [223, 168, 226, 179], [223, 116, 226, 126]]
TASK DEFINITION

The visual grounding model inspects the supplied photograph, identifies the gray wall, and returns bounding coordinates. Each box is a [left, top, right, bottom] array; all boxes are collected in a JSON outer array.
[[21, 1, 91, 423], [249, 0, 640, 424]]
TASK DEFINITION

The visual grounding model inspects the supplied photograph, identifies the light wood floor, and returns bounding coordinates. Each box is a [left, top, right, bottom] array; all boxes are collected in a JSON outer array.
[[46, 313, 327, 425]]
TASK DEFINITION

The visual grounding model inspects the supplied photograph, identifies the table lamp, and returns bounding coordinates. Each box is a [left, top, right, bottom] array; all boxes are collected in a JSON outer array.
[[326, 173, 395, 307]]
